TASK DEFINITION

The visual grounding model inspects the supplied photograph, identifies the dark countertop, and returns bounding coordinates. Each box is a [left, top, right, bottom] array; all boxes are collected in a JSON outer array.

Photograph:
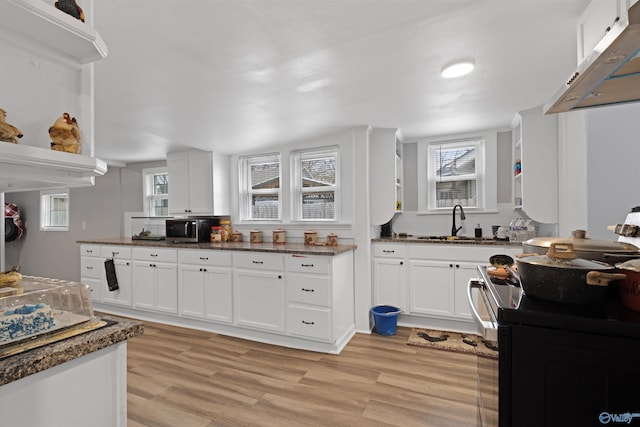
[[372, 236, 522, 246], [77, 237, 356, 256], [0, 314, 143, 386]]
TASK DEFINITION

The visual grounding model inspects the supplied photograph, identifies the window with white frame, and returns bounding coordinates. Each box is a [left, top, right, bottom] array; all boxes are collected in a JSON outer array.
[[239, 153, 281, 220], [40, 189, 70, 231], [428, 139, 484, 210], [142, 167, 169, 217], [292, 147, 339, 221]]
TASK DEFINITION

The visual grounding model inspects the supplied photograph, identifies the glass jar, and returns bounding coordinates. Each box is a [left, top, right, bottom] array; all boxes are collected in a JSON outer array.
[[220, 220, 232, 242], [210, 226, 223, 242]]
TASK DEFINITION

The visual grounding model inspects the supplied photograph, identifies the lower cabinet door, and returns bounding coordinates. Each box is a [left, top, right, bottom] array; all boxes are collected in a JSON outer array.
[[132, 262, 155, 310], [286, 306, 331, 341], [155, 263, 178, 314], [234, 270, 284, 332], [179, 265, 232, 323], [101, 259, 132, 306], [453, 262, 478, 319], [408, 260, 454, 317], [203, 268, 232, 323]]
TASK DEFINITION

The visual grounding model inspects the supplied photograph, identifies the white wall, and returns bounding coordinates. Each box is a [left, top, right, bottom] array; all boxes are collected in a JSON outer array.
[[5, 166, 147, 281], [586, 102, 640, 239]]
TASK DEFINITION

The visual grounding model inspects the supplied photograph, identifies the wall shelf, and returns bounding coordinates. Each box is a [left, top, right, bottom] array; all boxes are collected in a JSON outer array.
[[0, 0, 108, 64], [0, 143, 107, 192]]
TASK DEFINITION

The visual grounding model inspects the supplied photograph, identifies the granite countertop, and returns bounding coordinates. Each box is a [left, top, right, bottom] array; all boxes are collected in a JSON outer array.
[[372, 236, 522, 246], [77, 237, 356, 256], [0, 314, 143, 386]]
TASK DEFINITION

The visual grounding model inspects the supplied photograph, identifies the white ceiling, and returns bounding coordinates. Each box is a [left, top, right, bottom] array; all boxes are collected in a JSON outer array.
[[93, 0, 589, 164]]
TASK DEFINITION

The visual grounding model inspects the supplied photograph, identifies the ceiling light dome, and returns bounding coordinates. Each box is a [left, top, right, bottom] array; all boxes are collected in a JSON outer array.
[[441, 60, 475, 78]]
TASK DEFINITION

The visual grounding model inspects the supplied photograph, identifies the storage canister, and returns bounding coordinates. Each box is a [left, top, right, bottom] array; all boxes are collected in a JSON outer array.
[[231, 231, 242, 242], [272, 229, 286, 244], [220, 220, 232, 242], [210, 226, 223, 242], [250, 230, 263, 243], [304, 230, 317, 245], [327, 233, 338, 247]]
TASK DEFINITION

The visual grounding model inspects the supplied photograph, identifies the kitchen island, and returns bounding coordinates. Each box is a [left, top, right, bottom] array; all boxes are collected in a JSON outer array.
[[78, 238, 356, 354], [0, 314, 143, 427]]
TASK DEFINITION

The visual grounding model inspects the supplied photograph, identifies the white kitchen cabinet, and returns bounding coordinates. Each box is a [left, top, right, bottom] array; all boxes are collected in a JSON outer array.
[[369, 243, 522, 328], [577, 0, 639, 65], [100, 246, 132, 307], [512, 107, 558, 224], [370, 127, 402, 225], [284, 252, 354, 344], [178, 249, 232, 323], [167, 150, 230, 216], [233, 252, 285, 332], [285, 255, 331, 341], [131, 248, 178, 314], [80, 244, 102, 303], [372, 243, 407, 310]]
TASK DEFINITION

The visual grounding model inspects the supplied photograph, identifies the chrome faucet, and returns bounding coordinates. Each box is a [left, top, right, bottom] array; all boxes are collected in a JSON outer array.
[[451, 204, 466, 237]]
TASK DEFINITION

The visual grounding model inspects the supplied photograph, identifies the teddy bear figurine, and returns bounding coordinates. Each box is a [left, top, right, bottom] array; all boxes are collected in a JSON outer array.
[[49, 112, 81, 154]]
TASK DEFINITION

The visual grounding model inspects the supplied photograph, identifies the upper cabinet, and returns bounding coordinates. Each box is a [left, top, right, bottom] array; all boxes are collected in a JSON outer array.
[[512, 107, 558, 224], [577, 0, 639, 65], [0, 0, 108, 193], [370, 127, 402, 225], [0, 0, 107, 64], [167, 150, 230, 216]]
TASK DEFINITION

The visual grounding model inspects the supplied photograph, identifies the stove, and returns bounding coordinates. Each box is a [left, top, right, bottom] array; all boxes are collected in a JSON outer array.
[[470, 265, 640, 427]]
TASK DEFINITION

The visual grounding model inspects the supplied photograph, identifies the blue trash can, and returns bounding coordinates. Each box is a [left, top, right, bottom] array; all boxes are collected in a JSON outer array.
[[371, 305, 401, 336]]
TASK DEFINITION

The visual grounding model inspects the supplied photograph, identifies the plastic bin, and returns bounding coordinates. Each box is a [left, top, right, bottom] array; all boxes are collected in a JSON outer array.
[[371, 305, 401, 336]]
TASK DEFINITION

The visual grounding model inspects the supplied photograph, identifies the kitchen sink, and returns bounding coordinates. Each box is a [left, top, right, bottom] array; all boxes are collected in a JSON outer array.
[[414, 235, 498, 242]]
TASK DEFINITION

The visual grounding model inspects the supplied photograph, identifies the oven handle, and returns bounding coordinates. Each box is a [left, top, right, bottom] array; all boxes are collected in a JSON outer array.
[[467, 279, 498, 340]]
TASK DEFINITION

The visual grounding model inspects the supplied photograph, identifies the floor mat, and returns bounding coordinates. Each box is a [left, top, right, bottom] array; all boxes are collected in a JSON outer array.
[[407, 328, 498, 359]]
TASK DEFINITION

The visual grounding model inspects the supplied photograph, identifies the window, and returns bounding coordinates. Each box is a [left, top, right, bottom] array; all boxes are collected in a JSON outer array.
[[40, 189, 69, 231], [143, 167, 169, 216], [239, 154, 281, 220], [292, 147, 339, 221], [428, 139, 484, 210]]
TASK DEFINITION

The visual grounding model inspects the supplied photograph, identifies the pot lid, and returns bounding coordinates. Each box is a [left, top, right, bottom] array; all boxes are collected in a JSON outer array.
[[517, 243, 614, 270], [616, 258, 640, 272], [524, 229, 640, 254]]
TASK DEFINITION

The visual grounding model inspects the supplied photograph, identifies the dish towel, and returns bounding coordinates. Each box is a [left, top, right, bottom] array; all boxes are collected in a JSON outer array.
[[104, 258, 119, 291]]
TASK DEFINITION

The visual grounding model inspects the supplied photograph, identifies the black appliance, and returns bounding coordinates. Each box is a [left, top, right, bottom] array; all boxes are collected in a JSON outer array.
[[468, 266, 640, 427], [165, 217, 220, 243], [380, 220, 392, 238]]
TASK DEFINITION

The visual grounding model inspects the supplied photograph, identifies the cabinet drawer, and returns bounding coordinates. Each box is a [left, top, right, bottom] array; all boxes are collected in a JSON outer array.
[[286, 255, 330, 275], [234, 252, 283, 271], [179, 249, 232, 267], [132, 247, 177, 263], [101, 245, 132, 260], [286, 274, 330, 306], [373, 244, 407, 258], [80, 256, 102, 279], [80, 244, 101, 257], [286, 306, 331, 341]]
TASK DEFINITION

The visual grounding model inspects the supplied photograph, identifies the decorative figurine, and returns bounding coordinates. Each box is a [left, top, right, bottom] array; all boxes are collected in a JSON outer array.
[[55, 0, 85, 22], [0, 108, 23, 144], [49, 112, 82, 154]]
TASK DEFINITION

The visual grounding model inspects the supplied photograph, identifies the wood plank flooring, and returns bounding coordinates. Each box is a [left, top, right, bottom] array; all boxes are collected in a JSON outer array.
[[126, 321, 479, 427]]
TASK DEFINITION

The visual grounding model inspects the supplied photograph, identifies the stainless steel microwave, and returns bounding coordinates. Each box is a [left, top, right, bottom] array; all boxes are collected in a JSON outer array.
[[165, 218, 219, 243]]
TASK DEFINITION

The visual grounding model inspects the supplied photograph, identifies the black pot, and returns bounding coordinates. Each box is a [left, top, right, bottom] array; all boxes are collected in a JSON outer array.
[[516, 243, 626, 305], [522, 229, 640, 264]]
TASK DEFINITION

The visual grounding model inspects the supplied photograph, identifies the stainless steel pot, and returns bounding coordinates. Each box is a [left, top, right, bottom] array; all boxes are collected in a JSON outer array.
[[516, 243, 626, 305], [522, 229, 640, 264]]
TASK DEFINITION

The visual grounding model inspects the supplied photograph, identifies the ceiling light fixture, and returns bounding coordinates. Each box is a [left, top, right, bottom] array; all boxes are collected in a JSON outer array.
[[441, 60, 475, 78]]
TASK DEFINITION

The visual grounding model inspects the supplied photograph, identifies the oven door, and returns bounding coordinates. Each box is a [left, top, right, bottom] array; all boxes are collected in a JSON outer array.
[[468, 279, 499, 427]]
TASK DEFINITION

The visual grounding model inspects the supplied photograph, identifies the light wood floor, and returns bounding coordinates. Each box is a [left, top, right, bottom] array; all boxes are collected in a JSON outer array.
[[126, 321, 479, 427]]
